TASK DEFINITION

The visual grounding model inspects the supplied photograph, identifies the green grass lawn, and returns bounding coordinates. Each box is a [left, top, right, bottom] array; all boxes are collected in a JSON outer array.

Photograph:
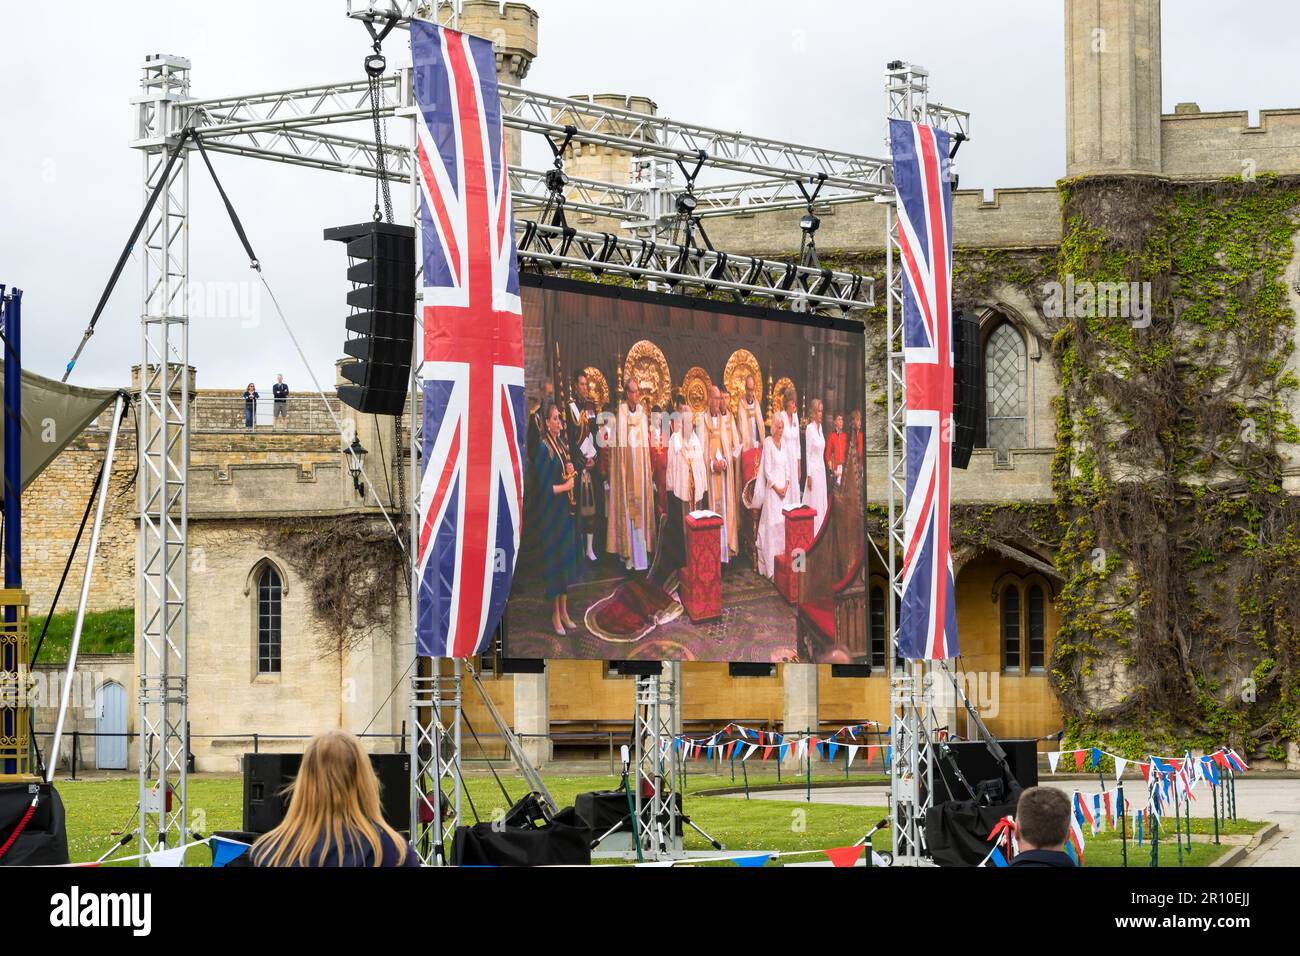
[[54, 772, 1262, 867], [30, 607, 134, 663]]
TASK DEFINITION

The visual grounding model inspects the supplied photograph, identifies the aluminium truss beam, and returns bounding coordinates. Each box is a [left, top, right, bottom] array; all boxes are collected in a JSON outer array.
[[516, 221, 872, 314], [133, 53, 191, 861], [180, 74, 906, 199], [884, 60, 968, 867], [409, 669, 462, 866]]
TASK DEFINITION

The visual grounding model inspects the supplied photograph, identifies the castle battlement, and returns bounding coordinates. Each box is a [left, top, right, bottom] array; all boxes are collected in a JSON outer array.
[[1162, 106, 1300, 179]]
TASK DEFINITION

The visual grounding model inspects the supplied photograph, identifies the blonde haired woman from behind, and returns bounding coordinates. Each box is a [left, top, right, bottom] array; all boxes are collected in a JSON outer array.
[[251, 730, 420, 867]]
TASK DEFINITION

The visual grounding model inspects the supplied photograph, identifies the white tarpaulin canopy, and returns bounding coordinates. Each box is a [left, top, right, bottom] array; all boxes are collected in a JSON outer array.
[[0, 368, 121, 492]]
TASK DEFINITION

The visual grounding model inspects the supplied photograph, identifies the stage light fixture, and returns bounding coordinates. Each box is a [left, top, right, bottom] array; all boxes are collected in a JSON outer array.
[[544, 167, 568, 194]]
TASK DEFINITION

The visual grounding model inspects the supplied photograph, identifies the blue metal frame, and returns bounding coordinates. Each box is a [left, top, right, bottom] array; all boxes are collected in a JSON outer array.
[[2, 286, 20, 775]]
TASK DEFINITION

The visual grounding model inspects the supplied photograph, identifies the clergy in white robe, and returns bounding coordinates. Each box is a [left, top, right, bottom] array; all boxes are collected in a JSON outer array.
[[666, 407, 707, 512], [804, 399, 828, 536], [606, 379, 656, 570], [700, 386, 741, 563], [736, 375, 765, 450], [779, 393, 802, 510], [756, 416, 791, 580]]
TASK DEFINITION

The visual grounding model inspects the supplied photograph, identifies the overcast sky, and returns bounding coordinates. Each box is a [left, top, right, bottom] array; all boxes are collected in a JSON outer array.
[[3, 0, 1299, 389]]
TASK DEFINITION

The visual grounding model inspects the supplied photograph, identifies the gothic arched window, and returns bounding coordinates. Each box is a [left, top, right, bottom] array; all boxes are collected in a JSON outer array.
[[983, 321, 1028, 463], [1001, 583, 1021, 671], [256, 564, 283, 674], [1027, 583, 1046, 671]]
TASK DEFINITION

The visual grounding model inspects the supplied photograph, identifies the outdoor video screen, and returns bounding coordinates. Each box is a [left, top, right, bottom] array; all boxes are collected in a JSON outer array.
[[504, 275, 867, 664]]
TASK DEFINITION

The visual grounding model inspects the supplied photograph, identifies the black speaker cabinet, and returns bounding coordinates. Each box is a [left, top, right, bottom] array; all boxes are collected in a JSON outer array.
[[928, 738, 1039, 804], [951, 310, 981, 469], [242, 752, 410, 834]]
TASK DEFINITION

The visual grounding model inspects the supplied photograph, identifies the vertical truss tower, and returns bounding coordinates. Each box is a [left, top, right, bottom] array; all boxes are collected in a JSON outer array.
[[133, 54, 192, 858], [883, 61, 969, 866], [632, 674, 681, 860]]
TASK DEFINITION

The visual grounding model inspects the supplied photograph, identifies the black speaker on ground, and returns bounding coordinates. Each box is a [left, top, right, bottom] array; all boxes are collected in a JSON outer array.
[[242, 752, 411, 835], [951, 310, 981, 469], [324, 221, 416, 416], [929, 738, 1039, 804]]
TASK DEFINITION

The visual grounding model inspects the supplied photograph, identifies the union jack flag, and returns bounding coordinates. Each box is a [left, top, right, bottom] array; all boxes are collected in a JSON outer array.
[[889, 118, 958, 660], [1068, 792, 1087, 864], [412, 20, 523, 658]]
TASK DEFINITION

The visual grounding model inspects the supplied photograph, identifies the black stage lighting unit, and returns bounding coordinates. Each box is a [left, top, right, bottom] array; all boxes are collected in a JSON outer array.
[[325, 220, 416, 416], [951, 310, 981, 469]]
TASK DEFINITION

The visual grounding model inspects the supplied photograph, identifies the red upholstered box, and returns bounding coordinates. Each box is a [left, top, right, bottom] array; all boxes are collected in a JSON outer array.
[[775, 506, 817, 604], [680, 513, 723, 622]]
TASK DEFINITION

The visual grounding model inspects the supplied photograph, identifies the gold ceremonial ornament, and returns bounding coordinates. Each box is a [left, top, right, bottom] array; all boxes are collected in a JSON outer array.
[[680, 366, 714, 413], [724, 348, 762, 419], [770, 376, 796, 424], [624, 340, 672, 410], [583, 366, 610, 410]]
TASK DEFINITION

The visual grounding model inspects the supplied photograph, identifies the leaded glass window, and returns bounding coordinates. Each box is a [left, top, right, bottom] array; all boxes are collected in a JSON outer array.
[[1002, 584, 1021, 671], [257, 565, 282, 674], [985, 322, 1027, 463]]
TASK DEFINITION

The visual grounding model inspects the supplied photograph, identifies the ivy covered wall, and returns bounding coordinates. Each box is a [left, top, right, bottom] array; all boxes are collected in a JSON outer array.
[[1050, 175, 1300, 760], [827, 173, 1300, 760]]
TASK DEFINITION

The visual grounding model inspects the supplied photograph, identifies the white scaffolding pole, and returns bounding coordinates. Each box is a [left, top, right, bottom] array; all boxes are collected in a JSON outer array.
[[46, 395, 126, 782], [133, 53, 191, 859]]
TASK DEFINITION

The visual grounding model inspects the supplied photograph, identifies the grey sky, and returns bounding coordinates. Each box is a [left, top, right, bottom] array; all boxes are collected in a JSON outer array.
[[2, 1, 1297, 389]]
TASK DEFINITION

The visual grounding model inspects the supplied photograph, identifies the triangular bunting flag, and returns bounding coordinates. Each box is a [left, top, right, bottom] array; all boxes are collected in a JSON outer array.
[[735, 854, 769, 868], [1114, 757, 1127, 781], [1074, 750, 1086, 771], [210, 837, 250, 868], [148, 846, 188, 868], [1047, 751, 1061, 773], [824, 846, 864, 868]]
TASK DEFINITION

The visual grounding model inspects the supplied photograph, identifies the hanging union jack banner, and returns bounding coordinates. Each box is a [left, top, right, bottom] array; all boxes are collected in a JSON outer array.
[[889, 118, 958, 660], [412, 19, 524, 658]]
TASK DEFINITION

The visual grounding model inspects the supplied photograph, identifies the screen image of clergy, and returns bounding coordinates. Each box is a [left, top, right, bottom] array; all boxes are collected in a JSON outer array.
[[505, 276, 867, 664]]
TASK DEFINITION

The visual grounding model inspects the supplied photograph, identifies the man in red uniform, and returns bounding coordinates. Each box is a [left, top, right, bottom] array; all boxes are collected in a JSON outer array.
[[825, 412, 847, 487]]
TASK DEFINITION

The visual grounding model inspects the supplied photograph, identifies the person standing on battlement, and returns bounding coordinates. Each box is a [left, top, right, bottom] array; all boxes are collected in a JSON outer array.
[[244, 382, 259, 430], [272, 374, 289, 426]]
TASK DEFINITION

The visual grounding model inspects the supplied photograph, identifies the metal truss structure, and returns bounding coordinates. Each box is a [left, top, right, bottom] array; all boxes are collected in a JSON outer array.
[[631, 674, 681, 860], [409, 668, 462, 866], [883, 61, 970, 867], [119, 2, 971, 868], [516, 222, 872, 312], [132, 54, 193, 858]]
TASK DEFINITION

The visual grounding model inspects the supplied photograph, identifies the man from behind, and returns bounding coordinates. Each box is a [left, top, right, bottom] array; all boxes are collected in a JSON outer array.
[[1009, 786, 1075, 867]]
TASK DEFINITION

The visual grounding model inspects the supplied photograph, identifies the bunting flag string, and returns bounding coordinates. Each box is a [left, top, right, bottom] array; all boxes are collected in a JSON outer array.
[[1044, 745, 1250, 783], [633, 843, 885, 867], [667, 720, 883, 755], [663, 721, 889, 767]]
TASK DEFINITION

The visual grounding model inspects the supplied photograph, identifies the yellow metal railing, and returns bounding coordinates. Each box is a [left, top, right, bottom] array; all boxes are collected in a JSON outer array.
[[0, 588, 38, 781]]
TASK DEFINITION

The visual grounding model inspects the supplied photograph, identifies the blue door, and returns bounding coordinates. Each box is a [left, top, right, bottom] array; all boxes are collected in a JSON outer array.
[[95, 681, 127, 770]]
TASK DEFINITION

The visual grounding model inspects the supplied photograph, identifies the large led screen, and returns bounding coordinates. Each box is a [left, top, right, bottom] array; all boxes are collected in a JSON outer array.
[[503, 274, 867, 664]]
